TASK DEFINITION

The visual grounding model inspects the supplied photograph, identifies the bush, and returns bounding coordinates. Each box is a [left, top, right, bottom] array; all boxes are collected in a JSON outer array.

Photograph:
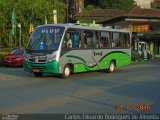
[[0, 51, 10, 64]]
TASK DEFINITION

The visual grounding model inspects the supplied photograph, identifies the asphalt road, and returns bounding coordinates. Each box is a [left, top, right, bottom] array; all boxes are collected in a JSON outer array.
[[0, 60, 160, 114]]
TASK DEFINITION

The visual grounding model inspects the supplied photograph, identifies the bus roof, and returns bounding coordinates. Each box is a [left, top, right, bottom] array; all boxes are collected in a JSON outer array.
[[37, 23, 130, 33]]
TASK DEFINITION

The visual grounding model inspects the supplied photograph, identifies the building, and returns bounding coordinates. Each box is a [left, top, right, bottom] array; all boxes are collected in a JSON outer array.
[[66, 0, 84, 22], [73, 0, 160, 58], [75, 8, 160, 58], [98, 8, 160, 58], [134, 0, 154, 8], [74, 9, 125, 26]]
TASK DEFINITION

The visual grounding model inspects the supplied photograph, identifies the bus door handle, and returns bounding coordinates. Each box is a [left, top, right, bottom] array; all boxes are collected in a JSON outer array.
[[93, 51, 102, 56]]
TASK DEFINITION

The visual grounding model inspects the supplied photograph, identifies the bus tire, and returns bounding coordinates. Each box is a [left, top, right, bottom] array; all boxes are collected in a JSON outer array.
[[61, 65, 71, 79], [34, 72, 43, 77], [107, 61, 115, 73]]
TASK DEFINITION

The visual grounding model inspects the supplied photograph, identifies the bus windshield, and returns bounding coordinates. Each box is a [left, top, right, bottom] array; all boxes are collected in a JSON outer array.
[[28, 26, 65, 51]]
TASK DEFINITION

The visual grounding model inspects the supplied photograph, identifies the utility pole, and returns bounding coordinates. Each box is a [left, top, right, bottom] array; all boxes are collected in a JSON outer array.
[[18, 23, 21, 47], [53, 10, 57, 24], [66, 0, 69, 23]]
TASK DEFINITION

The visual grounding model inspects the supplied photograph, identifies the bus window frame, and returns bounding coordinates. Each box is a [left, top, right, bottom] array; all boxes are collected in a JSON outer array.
[[62, 28, 131, 50], [82, 30, 98, 49], [62, 28, 82, 50], [99, 31, 113, 48]]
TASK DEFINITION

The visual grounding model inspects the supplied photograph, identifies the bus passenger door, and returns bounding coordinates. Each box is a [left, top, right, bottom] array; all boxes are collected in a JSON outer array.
[[81, 30, 102, 70], [92, 49, 104, 69], [91, 31, 104, 69], [92, 31, 112, 70]]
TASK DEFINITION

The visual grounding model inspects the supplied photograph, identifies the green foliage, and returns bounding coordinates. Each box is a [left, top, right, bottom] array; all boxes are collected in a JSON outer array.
[[99, 0, 135, 10], [0, 0, 66, 48], [0, 51, 10, 63], [84, 5, 99, 12]]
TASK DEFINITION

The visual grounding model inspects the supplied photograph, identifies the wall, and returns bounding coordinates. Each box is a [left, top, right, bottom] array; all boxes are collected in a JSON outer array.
[[134, 0, 154, 8]]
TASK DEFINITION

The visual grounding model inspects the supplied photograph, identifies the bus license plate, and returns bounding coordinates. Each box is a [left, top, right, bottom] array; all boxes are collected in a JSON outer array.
[[32, 69, 40, 72]]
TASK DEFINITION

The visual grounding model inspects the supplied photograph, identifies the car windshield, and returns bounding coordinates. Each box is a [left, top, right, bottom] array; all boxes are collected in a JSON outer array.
[[11, 49, 24, 55], [28, 26, 65, 51]]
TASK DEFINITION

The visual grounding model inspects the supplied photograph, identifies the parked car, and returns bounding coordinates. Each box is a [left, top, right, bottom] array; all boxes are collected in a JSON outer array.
[[3, 48, 25, 67]]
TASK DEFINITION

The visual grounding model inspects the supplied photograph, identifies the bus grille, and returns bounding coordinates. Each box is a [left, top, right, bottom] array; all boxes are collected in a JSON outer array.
[[31, 65, 46, 71], [29, 55, 47, 63]]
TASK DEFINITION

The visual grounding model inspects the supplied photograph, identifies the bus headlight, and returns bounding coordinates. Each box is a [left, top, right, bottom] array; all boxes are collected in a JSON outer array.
[[48, 55, 56, 62], [15, 57, 23, 60]]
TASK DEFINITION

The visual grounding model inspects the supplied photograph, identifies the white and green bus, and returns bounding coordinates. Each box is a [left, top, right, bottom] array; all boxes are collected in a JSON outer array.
[[24, 24, 131, 78]]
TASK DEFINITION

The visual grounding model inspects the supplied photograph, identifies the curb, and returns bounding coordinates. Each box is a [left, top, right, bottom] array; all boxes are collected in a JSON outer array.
[[131, 60, 148, 65]]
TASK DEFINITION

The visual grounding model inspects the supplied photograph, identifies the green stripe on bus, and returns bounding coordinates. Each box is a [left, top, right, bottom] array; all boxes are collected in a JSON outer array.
[[73, 52, 130, 73]]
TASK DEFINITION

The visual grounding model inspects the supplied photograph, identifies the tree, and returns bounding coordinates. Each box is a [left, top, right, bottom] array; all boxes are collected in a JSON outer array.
[[99, 0, 135, 10], [152, 0, 160, 8], [0, 0, 66, 48]]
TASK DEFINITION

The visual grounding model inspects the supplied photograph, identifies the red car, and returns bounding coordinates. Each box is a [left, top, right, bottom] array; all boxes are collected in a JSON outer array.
[[3, 48, 25, 67]]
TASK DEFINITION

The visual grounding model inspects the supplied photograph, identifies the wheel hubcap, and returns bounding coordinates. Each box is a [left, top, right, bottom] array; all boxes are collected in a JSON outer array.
[[110, 63, 114, 71], [65, 67, 70, 76]]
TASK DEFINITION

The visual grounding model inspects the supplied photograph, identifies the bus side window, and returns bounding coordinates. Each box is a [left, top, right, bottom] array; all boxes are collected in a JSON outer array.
[[100, 31, 109, 48], [123, 33, 130, 48], [61, 32, 72, 55], [72, 32, 80, 48], [83, 31, 95, 48], [99, 32, 104, 48], [66, 33, 72, 48], [95, 31, 99, 48], [63, 31, 81, 49], [62, 32, 72, 49], [84, 35, 88, 48], [113, 32, 121, 47], [118, 33, 122, 47]]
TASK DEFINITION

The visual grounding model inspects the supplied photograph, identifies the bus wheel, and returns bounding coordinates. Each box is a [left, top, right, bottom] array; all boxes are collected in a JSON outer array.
[[34, 72, 42, 77], [107, 61, 115, 73], [62, 65, 71, 79]]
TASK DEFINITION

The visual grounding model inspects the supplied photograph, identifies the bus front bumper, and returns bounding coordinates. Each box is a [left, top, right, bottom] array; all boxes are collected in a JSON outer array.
[[24, 60, 59, 74]]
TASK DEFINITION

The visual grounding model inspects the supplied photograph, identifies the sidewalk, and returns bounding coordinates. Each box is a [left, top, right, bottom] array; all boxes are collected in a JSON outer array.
[[131, 59, 160, 66]]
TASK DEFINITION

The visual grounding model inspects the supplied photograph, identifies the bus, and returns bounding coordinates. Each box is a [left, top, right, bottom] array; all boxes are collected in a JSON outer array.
[[24, 24, 131, 78]]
